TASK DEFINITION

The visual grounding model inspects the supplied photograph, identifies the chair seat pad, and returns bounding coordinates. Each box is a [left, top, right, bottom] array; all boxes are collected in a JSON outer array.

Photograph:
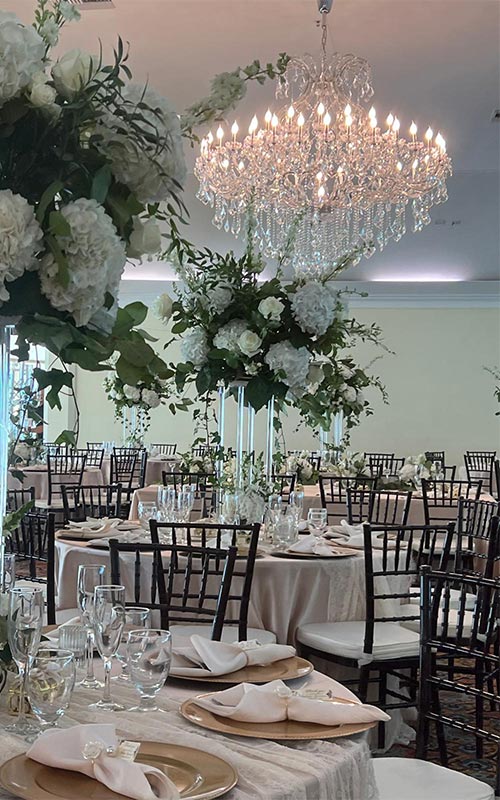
[[35, 499, 64, 509], [399, 604, 473, 635], [296, 621, 420, 661], [374, 758, 494, 800], [170, 625, 277, 645], [407, 588, 476, 611]]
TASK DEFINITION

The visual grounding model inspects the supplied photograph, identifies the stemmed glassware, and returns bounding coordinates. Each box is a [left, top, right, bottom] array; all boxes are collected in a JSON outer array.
[[288, 490, 304, 526], [220, 493, 240, 525], [90, 585, 126, 711], [157, 487, 176, 522], [126, 629, 172, 713], [7, 587, 44, 735], [77, 564, 106, 689], [138, 501, 158, 528], [26, 648, 75, 738], [114, 607, 151, 682], [307, 508, 328, 539]]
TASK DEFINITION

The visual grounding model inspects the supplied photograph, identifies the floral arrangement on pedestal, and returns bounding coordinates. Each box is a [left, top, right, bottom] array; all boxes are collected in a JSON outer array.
[[280, 452, 318, 485], [0, 0, 289, 443], [219, 452, 278, 524], [160, 225, 388, 438], [178, 449, 218, 475]]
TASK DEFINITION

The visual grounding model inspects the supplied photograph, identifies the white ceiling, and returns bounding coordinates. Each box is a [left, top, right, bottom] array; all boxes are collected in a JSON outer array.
[[6, 0, 500, 281]]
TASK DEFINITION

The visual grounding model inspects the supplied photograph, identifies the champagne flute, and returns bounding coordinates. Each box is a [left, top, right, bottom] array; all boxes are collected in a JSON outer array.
[[77, 564, 106, 689], [90, 585, 125, 711], [127, 629, 172, 712], [7, 587, 44, 735]]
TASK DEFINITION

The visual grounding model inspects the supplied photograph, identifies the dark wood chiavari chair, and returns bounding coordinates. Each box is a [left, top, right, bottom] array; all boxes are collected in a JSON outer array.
[[456, 498, 500, 577], [365, 452, 395, 476], [149, 520, 272, 643], [61, 483, 123, 523], [109, 540, 237, 640], [110, 448, 138, 513], [271, 473, 296, 498], [465, 450, 497, 495], [413, 566, 500, 796], [150, 443, 177, 456], [346, 486, 412, 526], [79, 446, 105, 468], [425, 450, 446, 466], [14, 511, 56, 625], [86, 442, 104, 450], [297, 521, 456, 749], [161, 471, 216, 516], [5, 488, 35, 555], [319, 475, 377, 524], [421, 479, 482, 525], [39, 451, 87, 510]]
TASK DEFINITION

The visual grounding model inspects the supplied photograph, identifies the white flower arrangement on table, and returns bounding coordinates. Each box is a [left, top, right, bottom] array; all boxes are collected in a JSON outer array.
[[160, 222, 388, 440], [0, 0, 289, 446], [218, 452, 278, 524], [397, 454, 438, 489], [281, 452, 317, 485], [320, 451, 369, 478]]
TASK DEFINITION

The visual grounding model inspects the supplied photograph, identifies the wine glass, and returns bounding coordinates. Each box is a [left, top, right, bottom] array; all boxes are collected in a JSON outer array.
[[114, 607, 151, 682], [307, 508, 328, 539], [138, 501, 157, 528], [221, 493, 239, 525], [90, 585, 126, 711], [127, 629, 172, 713], [288, 491, 304, 526], [77, 564, 106, 689], [7, 587, 44, 735], [26, 648, 75, 738]]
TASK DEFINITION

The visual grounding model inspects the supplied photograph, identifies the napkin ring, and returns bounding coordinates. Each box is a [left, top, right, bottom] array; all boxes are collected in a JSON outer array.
[[82, 741, 116, 763]]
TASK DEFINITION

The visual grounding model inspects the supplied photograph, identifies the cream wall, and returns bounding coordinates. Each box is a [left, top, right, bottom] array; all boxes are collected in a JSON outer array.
[[46, 283, 500, 469]]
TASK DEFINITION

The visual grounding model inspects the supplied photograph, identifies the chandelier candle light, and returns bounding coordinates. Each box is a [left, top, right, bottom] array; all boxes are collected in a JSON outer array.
[[195, 0, 452, 276]]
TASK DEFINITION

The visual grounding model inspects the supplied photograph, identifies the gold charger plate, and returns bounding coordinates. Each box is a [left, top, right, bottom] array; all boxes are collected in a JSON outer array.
[[170, 655, 313, 684], [0, 742, 237, 800], [181, 694, 377, 741], [270, 545, 358, 559]]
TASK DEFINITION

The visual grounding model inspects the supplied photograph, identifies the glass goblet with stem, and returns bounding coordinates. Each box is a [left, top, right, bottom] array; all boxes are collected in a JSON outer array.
[[288, 490, 304, 527], [114, 607, 151, 682], [90, 585, 126, 711], [307, 508, 328, 539], [138, 502, 158, 529], [26, 648, 75, 741], [127, 629, 172, 713], [6, 587, 44, 735], [77, 564, 106, 689]]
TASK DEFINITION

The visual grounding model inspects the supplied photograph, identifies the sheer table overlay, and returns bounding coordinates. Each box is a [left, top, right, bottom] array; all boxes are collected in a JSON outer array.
[[0, 669, 378, 800]]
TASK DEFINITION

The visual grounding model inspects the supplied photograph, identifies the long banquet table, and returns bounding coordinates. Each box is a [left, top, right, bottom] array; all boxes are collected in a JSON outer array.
[[0, 665, 378, 800]]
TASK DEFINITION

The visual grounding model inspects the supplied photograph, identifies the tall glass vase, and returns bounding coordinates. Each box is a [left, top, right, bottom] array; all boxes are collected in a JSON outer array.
[[0, 323, 14, 589], [319, 411, 344, 459]]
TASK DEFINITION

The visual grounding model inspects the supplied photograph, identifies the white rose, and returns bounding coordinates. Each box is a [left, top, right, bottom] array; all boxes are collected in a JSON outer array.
[[128, 217, 162, 260], [238, 330, 262, 358], [341, 384, 357, 404], [29, 82, 57, 108], [152, 293, 173, 322], [338, 364, 354, 380], [123, 385, 141, 402], [142, 389, 161, 409], [52, 49, 95, 99], [258, 296, 284, 321]]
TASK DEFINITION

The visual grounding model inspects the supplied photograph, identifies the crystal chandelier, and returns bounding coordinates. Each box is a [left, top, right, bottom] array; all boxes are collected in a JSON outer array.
[[195, 0, 452, 276]]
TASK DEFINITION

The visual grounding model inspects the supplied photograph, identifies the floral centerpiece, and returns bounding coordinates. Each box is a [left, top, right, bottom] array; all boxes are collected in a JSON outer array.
[[219, 452, 278, 523], [280, 451, 318, 485], [375, 454, 438, 491], [160, 225, 387, 437], [321, 451, 369, 477]]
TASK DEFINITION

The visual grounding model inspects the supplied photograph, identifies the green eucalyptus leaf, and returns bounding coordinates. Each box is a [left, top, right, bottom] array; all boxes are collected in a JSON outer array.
[[91, 164, 112, 203]]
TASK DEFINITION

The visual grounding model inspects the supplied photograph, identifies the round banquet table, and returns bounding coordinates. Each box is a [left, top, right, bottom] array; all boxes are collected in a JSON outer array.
[[101, 455, 180, 486], [0, 663, 378, 800], [7, 465, 103, 501]]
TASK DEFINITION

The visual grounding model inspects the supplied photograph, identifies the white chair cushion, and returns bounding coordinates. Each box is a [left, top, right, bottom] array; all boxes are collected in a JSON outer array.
[[399, 604, 474, 635], [34, 499, 65, 509], [374, 758, 494, 800], [296, 621, 420, 661], [407, 588, 476, 611], [170, 625, 277, 645]]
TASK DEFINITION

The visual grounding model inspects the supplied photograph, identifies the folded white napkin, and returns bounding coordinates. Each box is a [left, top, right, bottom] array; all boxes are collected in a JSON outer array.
[[69, 517, 121, 532], [27, 724, 179, 800], [171, 635, 295, 678], [288, 534, 335, 556], [193, 679, 390, 725], [327, 520, 395, 550]]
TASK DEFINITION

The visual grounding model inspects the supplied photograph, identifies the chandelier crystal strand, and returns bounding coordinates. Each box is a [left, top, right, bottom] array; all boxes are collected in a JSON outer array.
[[195, 10, 452, 276]]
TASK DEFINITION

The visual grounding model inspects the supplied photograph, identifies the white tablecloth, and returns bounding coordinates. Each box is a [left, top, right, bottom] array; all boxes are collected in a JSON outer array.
[[0, 667, 378, 800], [8, 465, 103, 501], [101, 456, 179, 486]]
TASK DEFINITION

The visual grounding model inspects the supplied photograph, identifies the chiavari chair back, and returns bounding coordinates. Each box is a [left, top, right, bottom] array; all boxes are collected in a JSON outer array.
[[346, 486, 412, 526], [425, 450, 446, 466], [150, 443, 177, 456], [109, 540, 237, 640], [161, 471, 216, 516], [61, 483, 122, 523], [45, 451, 86, 506], [86, 442, 104, 450], [5, 488, 35, 554], [80, 446, 105, 468], [365, 452, 395, 476], [150, 521, 260, 641], [455, 498, 500, 578], [110, 448, 138, 490], [417, 566, 500, 794], [319, 475, 376, 524], [421, 479, 482, 525], [16, 511, 56, 625], [465, 450, 497, 495]]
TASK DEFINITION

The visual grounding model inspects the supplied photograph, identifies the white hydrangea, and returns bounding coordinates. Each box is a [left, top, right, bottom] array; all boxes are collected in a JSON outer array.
[[0, 12, 45, 107], [206, 285, 233, 314], [265, 341, 310, 391], [0, 190, 43, 303], [39, 198, 126, 327], [181, 327, 209, 367], [123, 385, 141, 402], [95, 83, 187, 203], [142, 389, 161, 408], [290, 281, 338, 336], [213, 319, 247, 352], [340, 384, 357, 404]]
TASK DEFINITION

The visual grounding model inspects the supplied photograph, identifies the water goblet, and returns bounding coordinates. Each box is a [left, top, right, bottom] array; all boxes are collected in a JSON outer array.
[[77, 564, 106, 689], [6, 587, 44, 735], [288, 490, 304, 526], [307, 508, 328, 539], [114, 607, 151, 682], [127, 629, 172, 713], [26, 648, 75, 739], [273, 513, 297, 550], [221, 493, 240, 525], [138, 501, 157, 528], [90, 585, 126, 711]]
